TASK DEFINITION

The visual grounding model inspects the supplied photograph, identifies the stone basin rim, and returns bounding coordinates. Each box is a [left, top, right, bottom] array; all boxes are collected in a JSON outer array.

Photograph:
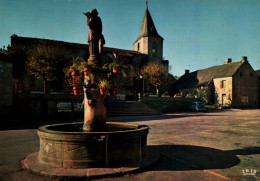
[[38, 122, 149, 135]]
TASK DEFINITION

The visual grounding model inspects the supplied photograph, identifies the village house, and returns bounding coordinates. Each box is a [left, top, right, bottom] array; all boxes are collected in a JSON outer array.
[[173, 57, 259, 108]]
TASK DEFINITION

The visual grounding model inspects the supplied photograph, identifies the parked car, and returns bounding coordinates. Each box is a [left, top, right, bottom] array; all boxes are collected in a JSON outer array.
[[188, 102, 206, 112]]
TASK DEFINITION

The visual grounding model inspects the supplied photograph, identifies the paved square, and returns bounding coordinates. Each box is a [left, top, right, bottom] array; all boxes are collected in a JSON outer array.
[[0, 109, 259, 181]]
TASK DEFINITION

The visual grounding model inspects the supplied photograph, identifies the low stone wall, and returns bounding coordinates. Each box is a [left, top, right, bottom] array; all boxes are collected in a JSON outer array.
[[141, 97, 201, 113], [10, 94, 201, 119], [12, 93, 84, 119]]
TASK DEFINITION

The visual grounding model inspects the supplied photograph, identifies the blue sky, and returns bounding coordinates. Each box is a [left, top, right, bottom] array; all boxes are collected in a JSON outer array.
[[1, 0, 260, 76]]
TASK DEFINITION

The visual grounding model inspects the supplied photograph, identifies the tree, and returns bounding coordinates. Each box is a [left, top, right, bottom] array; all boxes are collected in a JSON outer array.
[[26, 46, 69, 93], [2, 45, 28, 79], [141, 62, 169, 95]]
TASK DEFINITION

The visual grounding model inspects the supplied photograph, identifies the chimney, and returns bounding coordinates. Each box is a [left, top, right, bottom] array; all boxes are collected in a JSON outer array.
[[241, 56, 248, 62], [185, 69, 190, 74], [225, 58, 232, 64]]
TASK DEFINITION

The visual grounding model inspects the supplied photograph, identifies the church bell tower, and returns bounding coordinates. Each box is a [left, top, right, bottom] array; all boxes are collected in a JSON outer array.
[[133, 3, 164, 62]]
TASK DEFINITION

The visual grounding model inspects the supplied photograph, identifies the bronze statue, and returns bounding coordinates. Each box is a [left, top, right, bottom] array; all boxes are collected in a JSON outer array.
[[84, 9, 105, 61]]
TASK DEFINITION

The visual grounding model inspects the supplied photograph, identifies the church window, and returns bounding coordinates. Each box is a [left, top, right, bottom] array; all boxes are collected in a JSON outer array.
[[137, 43, 140, 51]]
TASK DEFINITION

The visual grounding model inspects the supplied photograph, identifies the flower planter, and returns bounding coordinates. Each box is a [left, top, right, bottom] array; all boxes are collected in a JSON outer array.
[[113, 68, 120, 78], [113, 68, 120, 74], [73, 86, 81, 95], [83, 67, 90, 76], [71, 70, 80, 79], [100, 88, 107, 95]]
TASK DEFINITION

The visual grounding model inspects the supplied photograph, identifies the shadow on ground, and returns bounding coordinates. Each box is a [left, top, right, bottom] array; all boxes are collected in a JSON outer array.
[[148, 145, 254, 171], [227, 147, 260, 155], [0, 113, 224, 131], [0, 118, 83, 131]]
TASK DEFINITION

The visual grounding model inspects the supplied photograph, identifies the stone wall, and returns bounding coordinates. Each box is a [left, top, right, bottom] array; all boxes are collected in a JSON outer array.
[[232, 62, 259, 108], [134, 37, 148, 55], [141, 97, 201, 113], [12, 94, 83, 119], [134, 36, 163, 63], [147, 37, 163, 62], [10, 94, 202, 119], [213, 77, 232, 105]]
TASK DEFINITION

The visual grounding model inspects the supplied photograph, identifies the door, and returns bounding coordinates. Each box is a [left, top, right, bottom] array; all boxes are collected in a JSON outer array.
[[222, 94, 227, 105]]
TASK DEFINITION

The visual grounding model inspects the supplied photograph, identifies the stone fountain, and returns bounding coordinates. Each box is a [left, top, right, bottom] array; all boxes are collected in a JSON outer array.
[[23, 9, 158, 178]]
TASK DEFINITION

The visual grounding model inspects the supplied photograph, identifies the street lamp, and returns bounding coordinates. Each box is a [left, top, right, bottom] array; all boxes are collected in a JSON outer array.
[[139, 75, 144, 95]]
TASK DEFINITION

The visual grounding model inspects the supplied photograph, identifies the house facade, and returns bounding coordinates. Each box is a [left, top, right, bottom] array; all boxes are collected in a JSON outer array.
[[173, 57, 259, 108]]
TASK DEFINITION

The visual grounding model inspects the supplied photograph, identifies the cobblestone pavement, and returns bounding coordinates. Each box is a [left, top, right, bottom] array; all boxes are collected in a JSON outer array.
[[0, 109, 259, 181]]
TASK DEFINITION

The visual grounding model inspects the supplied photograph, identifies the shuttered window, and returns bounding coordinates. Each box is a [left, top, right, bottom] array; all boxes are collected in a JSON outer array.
[[220, 80, 226, 88]]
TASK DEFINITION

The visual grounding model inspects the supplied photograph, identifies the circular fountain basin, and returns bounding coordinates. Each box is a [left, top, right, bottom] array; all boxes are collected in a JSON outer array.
[[38, 122, 149, 168]]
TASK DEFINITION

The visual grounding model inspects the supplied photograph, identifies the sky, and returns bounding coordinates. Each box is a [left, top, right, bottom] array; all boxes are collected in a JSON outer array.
[[1, 0, 260, 76]]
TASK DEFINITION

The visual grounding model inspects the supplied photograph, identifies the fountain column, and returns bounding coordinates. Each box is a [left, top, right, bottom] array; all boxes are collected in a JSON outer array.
[[83, 9, 107, 131], [83, 69, 107, 131]]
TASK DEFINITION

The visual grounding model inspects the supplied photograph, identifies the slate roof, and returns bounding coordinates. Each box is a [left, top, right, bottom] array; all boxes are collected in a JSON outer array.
[[103, 47, 145, 57], [11, 35, 146, 58], [174, 61, 245, 89], [134, 7, 163, 43]]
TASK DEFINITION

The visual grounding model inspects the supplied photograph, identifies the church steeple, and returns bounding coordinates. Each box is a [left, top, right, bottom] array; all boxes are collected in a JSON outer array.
[[135, 5, 163, 43], [133, 4, 164, 62]]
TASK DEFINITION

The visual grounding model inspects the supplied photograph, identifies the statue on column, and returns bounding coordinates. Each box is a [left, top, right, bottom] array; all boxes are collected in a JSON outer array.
[[84, 9, 105, 65], [82, 9, 107, 131]]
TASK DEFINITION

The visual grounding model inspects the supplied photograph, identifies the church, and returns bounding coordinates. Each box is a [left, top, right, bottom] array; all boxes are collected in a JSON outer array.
[[9, 5, 169, 95]]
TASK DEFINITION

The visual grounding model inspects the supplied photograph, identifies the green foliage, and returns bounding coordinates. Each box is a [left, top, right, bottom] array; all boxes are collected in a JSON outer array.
[[79, 60, 95, 72], [98, 79, 109, 89], [142, 62, 169, 89], [102, 53, 132, 78], [26, 45, 69, 92], [64, 57, 97, 77], [108, 62, 120, 69], [64, 57, 83, 77]]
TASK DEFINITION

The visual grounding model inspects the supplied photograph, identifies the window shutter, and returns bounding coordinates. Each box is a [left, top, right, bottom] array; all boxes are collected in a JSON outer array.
[[220, 81, 223, 88]]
